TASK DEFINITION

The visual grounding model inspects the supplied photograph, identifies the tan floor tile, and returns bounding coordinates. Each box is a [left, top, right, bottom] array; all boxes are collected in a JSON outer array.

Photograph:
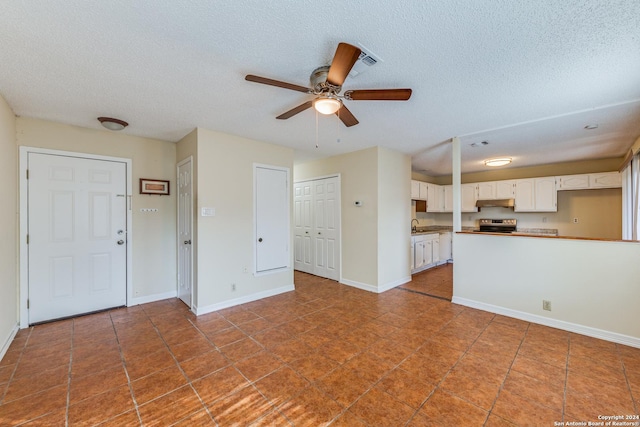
[[568, 353, 627, 388], [208, 385, 274, 426], [511, 354, 566, 386], [330, 411, 368, 427], [278, 386, 343, 426], [269, 338, 315, 363], [94, 409, 141, 427], [440, 368, 502, 410], [238, 317, 273, 335], [17, 408, 67, 427], [493, 389, 563, 426], [254, 366, 309, 407], [350, 387, 415, 426], [192, 366, 251, 406], [171, 409, 216, 426], [367, 337, 414, 365], [208, 327, 248, 347], [221, 309, 261, 325], [0, 384, 68, 425], [501, 369, 564, 412], [376, 367, 436, 409], [68, 384, 135, 426], [248, 409, 293, 426], [138, 384, 205, 426], [419, 388, 488, 426], [2, 363, 69, 403], [565, 370, 636, 420], [252, 328, 293, 349], [69, 364, 128, 404], [170, 335, 215, 362], [315, 339, 361, 364], [124, 348, 175, 380], [234, 351, 282, 382], [342, 351, 394, 383], [399, 354, 453, 384], [317, 366, 374, 407], [219, 337, 263, 362], [130, 364, 188, 404], [288, 352, 339, 382], [180, 349, 229, 380]]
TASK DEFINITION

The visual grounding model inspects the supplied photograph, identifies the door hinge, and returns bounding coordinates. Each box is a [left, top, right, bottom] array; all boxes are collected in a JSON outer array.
[[26, 169, 29, 180], [27, 299, 29, 309], [26, 234, 29, 244]]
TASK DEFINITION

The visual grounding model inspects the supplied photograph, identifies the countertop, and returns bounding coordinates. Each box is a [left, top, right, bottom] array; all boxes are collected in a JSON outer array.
[[457, 230, 639, 243]]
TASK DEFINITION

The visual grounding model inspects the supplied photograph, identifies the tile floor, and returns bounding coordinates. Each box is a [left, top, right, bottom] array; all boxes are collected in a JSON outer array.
[[0, 270, 638, 426], [400, 263, 453, 301]]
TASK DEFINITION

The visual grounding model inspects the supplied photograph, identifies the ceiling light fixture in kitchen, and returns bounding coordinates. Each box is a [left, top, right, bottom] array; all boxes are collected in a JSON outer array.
[[98, 117, 128, 131], [484, 158, 512, 167]]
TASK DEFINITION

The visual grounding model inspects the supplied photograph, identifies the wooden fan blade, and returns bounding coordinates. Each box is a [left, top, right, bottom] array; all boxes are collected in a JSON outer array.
[[276, 100, 314, 120], [335, 104, 359, 127], [345, 89, 412, 101], [326, 43, 362, 87], [245, 75, 310, 93]]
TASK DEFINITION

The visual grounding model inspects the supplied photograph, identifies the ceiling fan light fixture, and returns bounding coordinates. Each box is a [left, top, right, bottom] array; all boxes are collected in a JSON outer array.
[[484, 158, 512, 167], [98, 117, 128, 131], [314, 97, 342, 115]]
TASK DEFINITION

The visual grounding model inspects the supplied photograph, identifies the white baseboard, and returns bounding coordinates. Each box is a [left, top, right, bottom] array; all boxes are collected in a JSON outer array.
[[452, 296, 640, 349], [129, 290, 178, 306], [1, 323, 20, 362], [194, 284, 295, 316], [340, 276, 411, 294]]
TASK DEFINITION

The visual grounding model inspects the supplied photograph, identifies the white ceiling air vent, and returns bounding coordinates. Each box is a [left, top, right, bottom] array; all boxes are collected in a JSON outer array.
[[348, 44, 383, 77]]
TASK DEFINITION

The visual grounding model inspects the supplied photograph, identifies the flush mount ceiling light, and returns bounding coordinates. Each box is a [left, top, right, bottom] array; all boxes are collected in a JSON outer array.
[[98, 117, 128, 131], [313, 96, 342, 115], [484, 158, 512, 167], [584, 124, 599, 130]]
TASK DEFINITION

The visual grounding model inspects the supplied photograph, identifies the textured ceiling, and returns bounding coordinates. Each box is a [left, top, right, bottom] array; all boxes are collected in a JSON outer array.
[[1, 0, 639, 175]]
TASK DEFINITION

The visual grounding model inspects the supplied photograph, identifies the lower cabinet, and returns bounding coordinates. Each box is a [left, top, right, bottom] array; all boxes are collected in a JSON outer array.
[[412, 233, 441, 274]]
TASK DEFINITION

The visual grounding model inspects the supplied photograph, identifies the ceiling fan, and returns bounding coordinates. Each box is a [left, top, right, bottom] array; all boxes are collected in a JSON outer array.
[[245, 42, 412, 127]]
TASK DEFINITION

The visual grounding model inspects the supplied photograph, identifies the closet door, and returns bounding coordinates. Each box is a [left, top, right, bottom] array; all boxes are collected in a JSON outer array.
[[293, 181, 313, 274], [313, 177, 340, 281]]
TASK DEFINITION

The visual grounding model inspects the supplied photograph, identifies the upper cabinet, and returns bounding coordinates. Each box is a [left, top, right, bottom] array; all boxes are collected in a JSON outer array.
[[410, 180, 428, 200], [557, 172, 621, 190], [426, 183, 444, 212], [477, 180, 515, 200], [461, 183, 478, 212], [476, 181, 496, 200], [514, 177, 557, 212]]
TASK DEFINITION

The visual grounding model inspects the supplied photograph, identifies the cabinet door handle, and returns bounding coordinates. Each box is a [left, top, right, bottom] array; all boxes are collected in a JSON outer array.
[[258, 238, 263, 242]]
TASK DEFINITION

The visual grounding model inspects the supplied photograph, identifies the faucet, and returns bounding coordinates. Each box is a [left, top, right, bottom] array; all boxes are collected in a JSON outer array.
[[411, 219, 419, 233]]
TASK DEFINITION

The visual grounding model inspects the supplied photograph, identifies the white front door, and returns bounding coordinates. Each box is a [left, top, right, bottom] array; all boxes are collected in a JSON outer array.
[[28, 153, 127, 324], [255, 166, 290, 273], [177, 158, 193, 308]]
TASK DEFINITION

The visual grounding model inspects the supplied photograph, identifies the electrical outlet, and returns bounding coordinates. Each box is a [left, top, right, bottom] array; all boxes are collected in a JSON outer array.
[[543, 300, 551, 311], [573, 218, 579, 224], [231, 283, 236, 292]]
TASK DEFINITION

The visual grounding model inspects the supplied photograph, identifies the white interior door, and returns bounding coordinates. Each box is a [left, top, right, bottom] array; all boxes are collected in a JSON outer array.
[[255, 166, 289, 273], [313, 177, 340, 281], [28, 153, 127, 324], [177, 158, 193, 308], [293, 182, 313, 274]]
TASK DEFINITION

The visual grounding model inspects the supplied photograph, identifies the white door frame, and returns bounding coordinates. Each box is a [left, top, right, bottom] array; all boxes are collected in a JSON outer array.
[[19, 146, 133, 328], [294, 174, 342, 281], [176, 156, 194, 310]]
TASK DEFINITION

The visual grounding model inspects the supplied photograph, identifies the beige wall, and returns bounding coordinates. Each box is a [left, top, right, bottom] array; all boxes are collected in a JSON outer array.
[[0, 95, 17, 354], [193, 128, 294, 311], [295, 147, 379, 288], [377, 147, 412, 286], [17, 118, 177, 300], [295, 146, 411, 290]]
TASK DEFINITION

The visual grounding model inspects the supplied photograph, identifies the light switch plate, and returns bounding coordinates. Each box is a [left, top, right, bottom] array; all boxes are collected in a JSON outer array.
[[201, 207, 215, 217]]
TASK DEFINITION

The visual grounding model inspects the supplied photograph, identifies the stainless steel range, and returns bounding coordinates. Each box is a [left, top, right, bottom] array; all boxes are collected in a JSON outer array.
[[477, 219, 517, 233]]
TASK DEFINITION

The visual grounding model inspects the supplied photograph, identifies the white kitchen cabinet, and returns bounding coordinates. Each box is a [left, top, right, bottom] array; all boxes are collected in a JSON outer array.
[[589, 172, 621, 188], [438, 232, 452, 263], [426, 183, 444, 212], [557, 174, 589, 190], [514, 177, 557, 212], [412, 234, 440, 273], [410, 180, 428, 200], [461, 183, 478, 212], [496, 180, 515, 198], [443, 185, 453, 212], [477, 182, 496, 200]]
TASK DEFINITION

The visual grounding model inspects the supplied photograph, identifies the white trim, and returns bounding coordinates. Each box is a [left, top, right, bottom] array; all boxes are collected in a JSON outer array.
[[194, 284, 294, 316], [176, 156, 194, 310], [19, 146, 133, 327], [341, 276, 412, 294], [0, 323, 19, 362], [294, 173, 340, 184], [129, 290, 178, 306], [379, 276, 412, 293], [452, 296, 640, 349]]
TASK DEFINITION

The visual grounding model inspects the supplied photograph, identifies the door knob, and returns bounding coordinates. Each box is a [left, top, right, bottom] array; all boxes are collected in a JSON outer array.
[[258, 238, 263, 242], [117, 240, 125, 245]]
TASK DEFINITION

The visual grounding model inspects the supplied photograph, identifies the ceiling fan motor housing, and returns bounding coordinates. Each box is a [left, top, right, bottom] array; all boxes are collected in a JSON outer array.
[[310, 66, 340, 94]]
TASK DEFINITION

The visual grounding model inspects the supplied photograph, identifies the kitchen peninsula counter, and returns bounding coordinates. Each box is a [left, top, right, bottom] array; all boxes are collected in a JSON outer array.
[[457, 230, 638, 243]]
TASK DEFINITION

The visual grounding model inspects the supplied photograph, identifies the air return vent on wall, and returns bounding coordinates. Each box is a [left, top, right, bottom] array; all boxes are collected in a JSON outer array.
[[348, 44, 382, 77]]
